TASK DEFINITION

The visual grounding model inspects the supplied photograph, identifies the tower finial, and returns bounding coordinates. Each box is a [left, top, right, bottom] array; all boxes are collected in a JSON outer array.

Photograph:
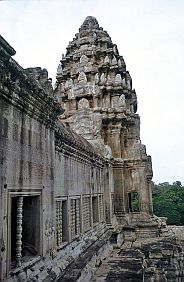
[[80, 16, 99, 30]]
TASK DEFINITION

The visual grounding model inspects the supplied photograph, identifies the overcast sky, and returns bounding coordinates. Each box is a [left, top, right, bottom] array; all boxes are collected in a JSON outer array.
[[1, 0, 184, 184]]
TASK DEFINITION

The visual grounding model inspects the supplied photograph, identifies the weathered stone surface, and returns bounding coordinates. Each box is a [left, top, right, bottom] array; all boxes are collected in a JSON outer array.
[[92, 230, 184, 282], [0, 16, 179, 282], [55, 16, 156, 234]]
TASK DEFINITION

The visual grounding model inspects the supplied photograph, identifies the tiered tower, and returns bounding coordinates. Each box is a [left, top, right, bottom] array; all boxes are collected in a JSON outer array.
[[55, 16, 155, 232]]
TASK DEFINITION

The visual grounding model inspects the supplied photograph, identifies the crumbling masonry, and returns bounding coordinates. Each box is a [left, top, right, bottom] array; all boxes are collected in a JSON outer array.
[[1, 17, 184, 282]]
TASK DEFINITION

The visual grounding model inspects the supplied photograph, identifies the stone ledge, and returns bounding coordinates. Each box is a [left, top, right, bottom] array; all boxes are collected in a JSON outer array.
[[55, 229, 112, 281]]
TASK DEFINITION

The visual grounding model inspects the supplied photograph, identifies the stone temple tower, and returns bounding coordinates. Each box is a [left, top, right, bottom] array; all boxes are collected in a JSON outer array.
[[55, 16, 155, 233]]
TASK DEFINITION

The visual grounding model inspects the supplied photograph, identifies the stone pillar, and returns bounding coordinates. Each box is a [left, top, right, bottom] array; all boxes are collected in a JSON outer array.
[[16, 196, 23, 267], [103, 163, 113, 223], [111, 94, 119, 108], [146, 156, 154, 215], [105, 95, 110, 108], [136, 166, 150, 214], [93, 96, 98, 108], [148, 180, 154, 215], [113, 160, 125, 214], [109, 124, 122, 158]]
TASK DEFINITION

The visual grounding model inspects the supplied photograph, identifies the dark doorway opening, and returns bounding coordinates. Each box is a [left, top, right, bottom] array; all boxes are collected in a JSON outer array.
[[92, 196, 99, 223], [10, 195, 40, 268], [22, 196, 40, 260], [62, 200, 68, 242], [128, 192, 139, 212]]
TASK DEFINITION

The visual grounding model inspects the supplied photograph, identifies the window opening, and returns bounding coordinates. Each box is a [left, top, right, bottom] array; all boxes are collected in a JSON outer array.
[[92, 196, 99, 224], [82, 196, 91, 232], [70, 198, 80, 240], [56, 200, 68, 245], [128, 192, 139, 212]]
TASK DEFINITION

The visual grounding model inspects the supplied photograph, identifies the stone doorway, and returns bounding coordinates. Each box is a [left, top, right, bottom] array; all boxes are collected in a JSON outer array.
[[10, 195, 40, 269]]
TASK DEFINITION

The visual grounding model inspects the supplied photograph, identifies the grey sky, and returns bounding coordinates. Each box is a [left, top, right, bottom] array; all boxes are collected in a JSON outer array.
[[1, 0, 184, 184]]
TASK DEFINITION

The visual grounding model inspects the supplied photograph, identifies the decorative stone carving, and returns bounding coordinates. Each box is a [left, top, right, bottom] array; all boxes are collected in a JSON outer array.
[[61, 83, 65, 92], [104, 55, 110, 64], [68, 78, 73, 87], [104, 145, 112, 159], [126, 71, 132, 89], [111, 56, 117, 65], [132, 169, 140, 191], [57, 63, 63, 74], [93, 113, 102, 138], [80, 54, 88, 64], [130, 104, 134, 113], [78, 71, 87, 82], [119, 94, 126, 107], [65, 80, 69, 90], [111, 96, 119, 108], [100, 73, 106, 84], [69, 90, 75, 100], [78, 98, 90, 110], [113, 44, 118, 54], [106, 74, 113, 85], [118, 59, 122, 68], [95, 73, 99, 84], [127, 81, 131, 89], [56, 201, 62, 246], [104, 95, 110, 108], [80, 16, 99, 30], [93, 32, 97, 40], [114, 74, 122, 85], [68, 79, 74, 99], [122, 78, 126, 87]]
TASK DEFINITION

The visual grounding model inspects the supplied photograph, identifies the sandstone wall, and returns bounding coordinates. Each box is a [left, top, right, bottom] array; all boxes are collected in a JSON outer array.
[[0, 35, 112, 281]]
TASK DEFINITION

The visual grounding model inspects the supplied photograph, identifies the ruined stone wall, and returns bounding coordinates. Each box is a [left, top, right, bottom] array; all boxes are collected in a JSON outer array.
[[0, 35, 113, 281], [0, 35, 62, 279]]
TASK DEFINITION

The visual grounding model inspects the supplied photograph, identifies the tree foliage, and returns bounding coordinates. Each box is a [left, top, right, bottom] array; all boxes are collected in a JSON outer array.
[[153, 181, 184, 225]]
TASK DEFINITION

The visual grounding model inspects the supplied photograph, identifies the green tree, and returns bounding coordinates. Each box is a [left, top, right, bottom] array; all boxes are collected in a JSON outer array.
[[152, 181, 184, 225]]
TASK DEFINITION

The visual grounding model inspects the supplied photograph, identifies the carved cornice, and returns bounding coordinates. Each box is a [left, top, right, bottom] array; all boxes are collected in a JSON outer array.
[[55, 122, 106, 167], [0, 49, 63, 128]]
